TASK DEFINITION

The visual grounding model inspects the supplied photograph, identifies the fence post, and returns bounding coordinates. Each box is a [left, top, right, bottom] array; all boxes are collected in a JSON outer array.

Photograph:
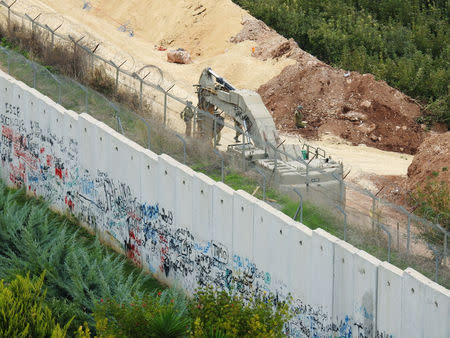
[[175, 133, 186, 165], [213, 149, 224, 182], [371, 196, 377, 230], [407, 213, 411, 255], [0, 0, 17, 30], [25, 13, 41, 35], [115, 114, 124, 134], [44, 23, 62, 49], [444, 232, 448, 264], [213, 115, 218, 148], [378, 222, 392, 263], [109, 60, 127, 93], [254, 167, 266, 201], [427, 242, 442, 283], [164, 92, 168, 126], [335, 204, 347, 242], [293, 188, 303, 223]]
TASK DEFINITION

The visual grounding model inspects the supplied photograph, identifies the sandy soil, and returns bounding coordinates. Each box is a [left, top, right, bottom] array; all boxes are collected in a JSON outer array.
[[12, 0, 295, 94], [2, 0, 418, 180]]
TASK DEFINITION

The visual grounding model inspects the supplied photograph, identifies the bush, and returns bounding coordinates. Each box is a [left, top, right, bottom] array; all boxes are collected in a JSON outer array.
[[0, 272, 71, 338], [409, 172, 450, 239], [189, 287, 292, 337], [92, 289, 190, 337], [0, 182, 154, 331]]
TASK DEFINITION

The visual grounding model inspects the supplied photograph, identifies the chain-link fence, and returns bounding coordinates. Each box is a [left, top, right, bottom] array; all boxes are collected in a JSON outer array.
[[0, 1, 448, 288]]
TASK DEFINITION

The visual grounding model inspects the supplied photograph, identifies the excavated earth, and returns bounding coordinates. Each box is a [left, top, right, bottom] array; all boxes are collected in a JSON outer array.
[[232, 17, 426, 155]]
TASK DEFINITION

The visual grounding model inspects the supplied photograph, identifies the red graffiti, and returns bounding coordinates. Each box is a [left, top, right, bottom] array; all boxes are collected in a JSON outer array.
[[46, 155, 53, 167], [64, 196, 74, 211], [40, 147, 45, 154], [126, 230, 142, 267], [55, 167, 62, 179], [9, 162, 25, 186], [127, 211, 141, 222], [2, 126, 12, 140]]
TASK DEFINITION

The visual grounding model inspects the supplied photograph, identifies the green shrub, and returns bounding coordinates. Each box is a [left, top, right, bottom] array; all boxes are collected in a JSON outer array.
[[0, 272, 71, 338], [189, 287, 292, 337], [93, 289, 190, 337], [409, 172, 450, 242], [0, 182, 155, 330]]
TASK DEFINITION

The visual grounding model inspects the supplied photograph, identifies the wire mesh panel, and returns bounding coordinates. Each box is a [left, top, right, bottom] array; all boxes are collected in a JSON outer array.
[[35, 66, 61, 104], [8, 54, 34, 88]]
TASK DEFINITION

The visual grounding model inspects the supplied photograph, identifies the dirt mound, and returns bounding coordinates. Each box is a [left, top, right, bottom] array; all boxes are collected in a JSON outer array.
[[232, 18, 425, 154], [407, 132, 450, 190]]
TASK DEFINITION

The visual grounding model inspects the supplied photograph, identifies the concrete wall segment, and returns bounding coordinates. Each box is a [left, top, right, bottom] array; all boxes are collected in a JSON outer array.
[[376, 261, 403, 338], [333, 240, 358, 336], [212, 182, 234, 250], [232, 190, 258, 262], [353, 250, 381, 338], [192, 172, 215, 239]]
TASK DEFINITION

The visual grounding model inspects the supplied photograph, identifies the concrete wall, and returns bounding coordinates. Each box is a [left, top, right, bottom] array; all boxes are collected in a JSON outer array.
[[0, 69, 448, 337]]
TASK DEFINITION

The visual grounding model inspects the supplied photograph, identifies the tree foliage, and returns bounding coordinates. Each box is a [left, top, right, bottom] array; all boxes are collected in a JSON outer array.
[[0, 272, 71, 337], [234, 0, 450, 127]]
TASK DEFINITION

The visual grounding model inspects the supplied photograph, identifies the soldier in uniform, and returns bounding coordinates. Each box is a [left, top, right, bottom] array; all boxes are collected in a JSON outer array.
[[180, 101, 194, 137], [295, 105, 305, 128]]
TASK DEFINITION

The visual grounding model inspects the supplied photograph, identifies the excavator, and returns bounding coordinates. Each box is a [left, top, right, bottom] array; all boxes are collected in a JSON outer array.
[[191, 68, 344, 203]]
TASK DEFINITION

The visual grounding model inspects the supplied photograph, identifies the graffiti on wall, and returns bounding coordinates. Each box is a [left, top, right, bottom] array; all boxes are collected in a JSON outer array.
[[0, 92, 378, 337]]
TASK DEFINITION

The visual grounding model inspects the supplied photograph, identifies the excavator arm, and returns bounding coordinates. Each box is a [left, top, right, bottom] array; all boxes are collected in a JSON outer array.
[[196, 68, 279, 148]]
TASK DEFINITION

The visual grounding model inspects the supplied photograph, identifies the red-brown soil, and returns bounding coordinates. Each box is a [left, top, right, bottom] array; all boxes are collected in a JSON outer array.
[[232, 17, 426, 155], [407, 131, 450, 190]]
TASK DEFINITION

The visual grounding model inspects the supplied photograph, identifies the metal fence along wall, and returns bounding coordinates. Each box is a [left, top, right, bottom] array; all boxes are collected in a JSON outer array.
[[1, 68, 449, 337], [0, 1, 448, 287]]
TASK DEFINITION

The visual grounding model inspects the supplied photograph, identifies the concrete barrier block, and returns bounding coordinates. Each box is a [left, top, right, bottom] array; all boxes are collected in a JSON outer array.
[[353, 250, 381, 338], [285, 221, 312, 307], [98, 122, 142, 197], [253, 201, 290, 285], [78, 113, 102, 173], [175, 162, 194, 232], [423, 276, 450, 338], [212, 182, 234, 251], [157, 154, 179, 227], [232, 190, 258, 264], [401, 268, 450, 338], [192, 172, 215, 238], [376, 261, 403, 338], [139, 149, 159, 207], [309, 228, 339, 334], [333, 240, 358, 334]]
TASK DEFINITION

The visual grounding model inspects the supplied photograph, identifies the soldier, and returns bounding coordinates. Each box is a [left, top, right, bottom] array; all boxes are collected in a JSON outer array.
[[233, 118, 242, 142], [295, 105, 305, 128], [180, 101, 194, 136]]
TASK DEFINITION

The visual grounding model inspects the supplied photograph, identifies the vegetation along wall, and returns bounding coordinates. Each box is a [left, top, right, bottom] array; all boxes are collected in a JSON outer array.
[[0, 69, 448, 337]]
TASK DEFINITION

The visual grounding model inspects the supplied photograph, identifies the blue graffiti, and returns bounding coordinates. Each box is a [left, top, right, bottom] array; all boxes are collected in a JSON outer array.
[[194, 241, 211, 254], [27, 174, 39, 183], [359, 306, 373, 320], [81, 179, 94, 196], [140, 203, 159, 221], [339, 315, 352, 338]]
